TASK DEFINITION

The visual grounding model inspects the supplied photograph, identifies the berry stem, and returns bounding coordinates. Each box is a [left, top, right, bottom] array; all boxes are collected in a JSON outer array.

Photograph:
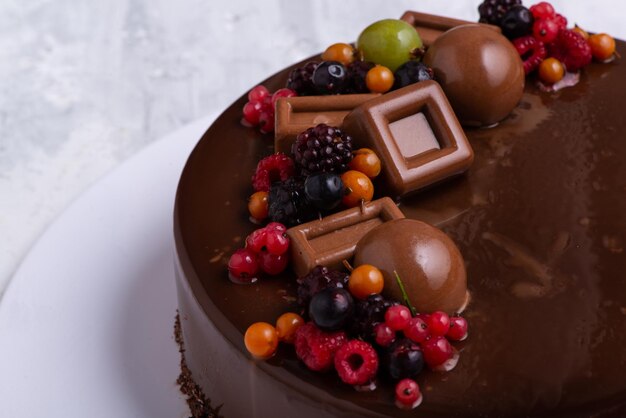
[[394, 270, 416, 316], [342, 259, 354, 272]]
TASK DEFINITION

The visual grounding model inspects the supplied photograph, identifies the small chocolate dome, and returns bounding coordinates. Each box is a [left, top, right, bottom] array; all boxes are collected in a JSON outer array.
[[354, 219, 469, 314], [424, 24, 525, 127]]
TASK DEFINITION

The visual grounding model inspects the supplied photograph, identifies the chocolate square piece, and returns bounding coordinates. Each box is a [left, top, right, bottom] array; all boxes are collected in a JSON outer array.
[[342, 80, 474, 198], [274, 94, 379, 154], [400, 10, 500, 46], [286, 197, 404, 277]]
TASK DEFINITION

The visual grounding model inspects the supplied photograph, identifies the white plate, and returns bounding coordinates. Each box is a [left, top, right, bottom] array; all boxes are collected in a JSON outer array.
[[0, 114, 216, 418]]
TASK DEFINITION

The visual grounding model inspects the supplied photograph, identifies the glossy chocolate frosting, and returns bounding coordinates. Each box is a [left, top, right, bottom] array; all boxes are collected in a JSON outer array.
[[174, 41, 626, 417]]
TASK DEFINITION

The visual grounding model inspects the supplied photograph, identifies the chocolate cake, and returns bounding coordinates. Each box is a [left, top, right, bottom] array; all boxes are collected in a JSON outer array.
[[173, 13, 626, 418]]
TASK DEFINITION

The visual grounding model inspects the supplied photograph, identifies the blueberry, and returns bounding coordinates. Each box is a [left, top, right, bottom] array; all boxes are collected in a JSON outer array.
[[500, 5, 534, 39], [309, 287, 354, 331], [312, 61, 347, 94], [385, 338, 424, 380], [304, 173, 344, 210], [392, 61, 434, 90]]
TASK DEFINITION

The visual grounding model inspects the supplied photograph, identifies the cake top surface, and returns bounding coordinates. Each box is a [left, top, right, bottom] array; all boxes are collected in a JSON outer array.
[[175, 25, 626, 418]]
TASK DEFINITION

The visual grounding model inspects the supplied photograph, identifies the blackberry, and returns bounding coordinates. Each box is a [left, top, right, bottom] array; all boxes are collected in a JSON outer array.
[[297, 266, 349, 310], [345, 60, 375, 94], [268, 177, 317, 227], [286, 61, 319, 96], [292, 124, 354, 176], [350, 294, 397, 340], [478, 0, 521, 25], [393, 61, 434, 90]]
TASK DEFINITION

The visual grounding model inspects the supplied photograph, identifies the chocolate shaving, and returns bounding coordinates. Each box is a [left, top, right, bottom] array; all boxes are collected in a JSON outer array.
[[174, 313, 222, 418]]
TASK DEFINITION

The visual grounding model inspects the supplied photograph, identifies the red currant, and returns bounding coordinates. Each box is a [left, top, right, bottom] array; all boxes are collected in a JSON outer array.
[[404, 317, 429, 343], [553, 13, 567, 30], [265, 230, 290, 255], [271, 88, 296, 106], [422, 335, 453, 368], [446, 316, 469, 341], [384, 305, 411, 331], [266, 222, 287, 232], [529, 2, 555, 20], [374, 323, 396, 347], [248, 85, 270, 102], [258, 251, 289, 275], [533, 19, 559, 44], [227, 248, 259, 284], [242, 101, 263, 126], [259, 111, 275, 134], [426, 311, 450, 336], [395, 378, 422, 409], [246, 228, 268, 253]]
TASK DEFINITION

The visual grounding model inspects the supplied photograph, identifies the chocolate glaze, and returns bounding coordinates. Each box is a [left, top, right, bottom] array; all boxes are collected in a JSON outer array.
[[174, 40, 626, 417]]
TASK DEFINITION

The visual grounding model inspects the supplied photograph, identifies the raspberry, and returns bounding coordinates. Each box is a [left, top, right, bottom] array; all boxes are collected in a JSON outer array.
[[286, 61, 320, 96], [512, 35, 547, 74], [267, 176, 317, 227], [294, 322, 347, 372], [292, 124, 354, 176], [478, 0, 521, 25], [334, 340, 379, 385], [252, 153, 295, 192], [547, 29, 593, 72], [297, 266, 349, 310]]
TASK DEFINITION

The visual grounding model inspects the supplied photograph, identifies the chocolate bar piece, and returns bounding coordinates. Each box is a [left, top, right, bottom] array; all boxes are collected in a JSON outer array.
[[400, 10, 500, 46], [342, 80, 474, 198], [274, 94, 379, 154], [286, 197, 404, 277]]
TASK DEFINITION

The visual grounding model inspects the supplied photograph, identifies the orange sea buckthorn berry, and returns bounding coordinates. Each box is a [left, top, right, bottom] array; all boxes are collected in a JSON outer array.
[[348, 148, 381, 178], [322, 43, 356, 66], [572, 25, 589, 40], [244, 322, 279, 359], [248, 191, 269, 221], [538, 57, 565, 84], [275, 312, 305, 344], [349, 264, 384, 299], [366, 65, 394, 93], [588, 33, 616, 61], [341, 170, 374, 208]]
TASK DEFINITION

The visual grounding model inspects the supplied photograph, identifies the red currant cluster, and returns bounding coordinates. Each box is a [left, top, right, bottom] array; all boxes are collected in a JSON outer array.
[[491, 1, 617, 86], [241, 85, 296, 133], [227, 222, 290, 284], [244, 262, 468, 411]]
